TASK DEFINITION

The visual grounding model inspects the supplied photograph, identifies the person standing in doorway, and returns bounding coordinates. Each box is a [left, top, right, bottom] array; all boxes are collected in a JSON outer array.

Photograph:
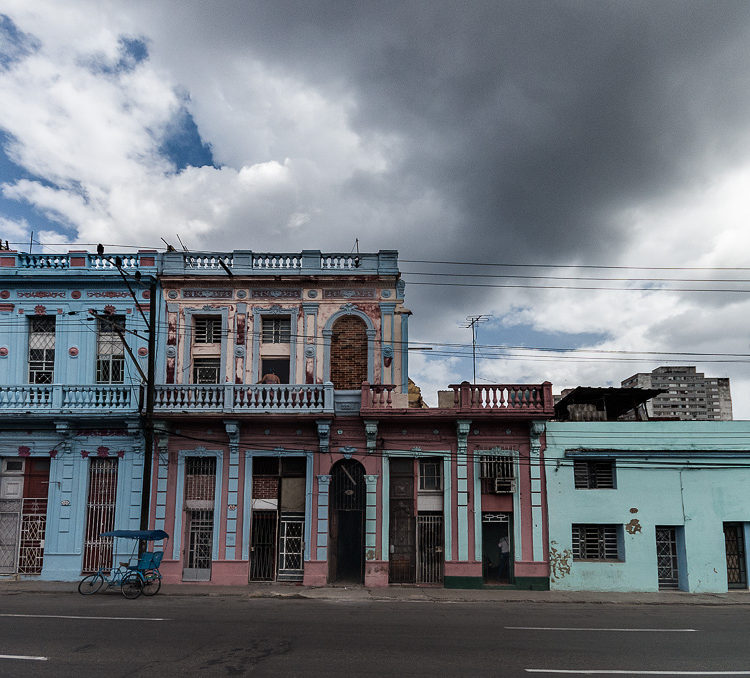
[[498, 535, 510, 580]]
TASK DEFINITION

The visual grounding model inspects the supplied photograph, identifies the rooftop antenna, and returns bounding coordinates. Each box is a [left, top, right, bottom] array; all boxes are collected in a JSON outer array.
[[160, 237, 176, 252], [176, 233, 189, 251], [460, 314, 490, 383], [29, 230, 33, 255]]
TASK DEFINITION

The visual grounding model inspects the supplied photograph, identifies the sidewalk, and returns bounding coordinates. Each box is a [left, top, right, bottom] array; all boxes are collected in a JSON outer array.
[[2, 579, 750, 605]]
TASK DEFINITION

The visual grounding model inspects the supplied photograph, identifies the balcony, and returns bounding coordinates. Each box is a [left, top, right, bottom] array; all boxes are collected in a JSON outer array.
[[151, 383, 335, 414], [360, 381, 554, 417], [161, 249, 399, 276], [0, 385, 139, 414], [1, 250, 158, 275]]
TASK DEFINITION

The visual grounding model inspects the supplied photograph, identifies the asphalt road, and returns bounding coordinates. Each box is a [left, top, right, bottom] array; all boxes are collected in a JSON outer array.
[[1, 592, 749, 676]]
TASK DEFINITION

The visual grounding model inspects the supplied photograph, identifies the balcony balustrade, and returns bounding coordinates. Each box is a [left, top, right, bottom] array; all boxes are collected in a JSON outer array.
[[361, 381, 554, 415], [0, 385, 138, 413], [152, 383, 335, 414], [163, 249, 399, 276]]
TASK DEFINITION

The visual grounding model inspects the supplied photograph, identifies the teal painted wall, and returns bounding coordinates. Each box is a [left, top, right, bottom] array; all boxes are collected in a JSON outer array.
[[545, 421, 750, 593]]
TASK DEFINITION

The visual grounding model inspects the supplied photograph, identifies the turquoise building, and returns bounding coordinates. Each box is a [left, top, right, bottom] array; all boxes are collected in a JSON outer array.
[[545, 421, 750, 593], [0, 249, 159, 580]]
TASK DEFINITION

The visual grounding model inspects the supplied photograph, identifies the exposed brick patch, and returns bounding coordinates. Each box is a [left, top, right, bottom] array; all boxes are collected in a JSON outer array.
[[330, 315, 368, 389], [253, 476, 279, 499]]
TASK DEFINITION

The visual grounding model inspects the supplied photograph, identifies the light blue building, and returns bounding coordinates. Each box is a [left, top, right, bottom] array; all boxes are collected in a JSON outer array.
[[0, 248, 160, 580], [545, 420, 750, 593]]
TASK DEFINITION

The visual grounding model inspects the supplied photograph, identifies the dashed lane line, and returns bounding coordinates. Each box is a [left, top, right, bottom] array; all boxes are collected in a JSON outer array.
[[508, 627, 697, 632], [0, 613, 170, 621], [525, 671, 750, 675], [0, 655, 48, 661]]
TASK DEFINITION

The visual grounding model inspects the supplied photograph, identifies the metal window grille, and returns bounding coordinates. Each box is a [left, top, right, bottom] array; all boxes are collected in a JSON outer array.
[[418, 458, 442, 491], [96, 316, 125, 384], [480, 455, 515, 494], [185, 510, 214, 571], [0, 499, 22, 574], [277, 513, 304, 581], [28, 317, 55, 384], [261, 317, 291, 344], [194, 316, 222, 344], [192, 358, 221, 384], [18, 498, 47, 575], [250, 511, 277, 581], [573, 460, 615, 489], [185, 457, 217, 503], [331, 460, 365, 511], [572, 524, 620, 560], [416, 513, 444, 584], [724, 523, 747, 587], [82, 458, 118, 574], [655, 526, 679, 590]]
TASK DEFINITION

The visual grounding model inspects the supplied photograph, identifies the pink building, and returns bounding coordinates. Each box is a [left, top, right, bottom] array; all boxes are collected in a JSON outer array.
[[148, 250, 554, 588]]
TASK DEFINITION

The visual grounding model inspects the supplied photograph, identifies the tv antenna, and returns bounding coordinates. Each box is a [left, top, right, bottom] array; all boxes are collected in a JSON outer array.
[[460, 314, 490, 383]]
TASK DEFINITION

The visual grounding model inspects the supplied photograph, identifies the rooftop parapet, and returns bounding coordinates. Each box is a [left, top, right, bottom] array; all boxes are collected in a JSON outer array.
[[161, 249, 399, 276], [0, 250, 158, 275]]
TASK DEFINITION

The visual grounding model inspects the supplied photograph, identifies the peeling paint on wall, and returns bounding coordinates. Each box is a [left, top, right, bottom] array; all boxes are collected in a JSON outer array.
[[625, 518, 642, 534], [549, 540, 572, 582]]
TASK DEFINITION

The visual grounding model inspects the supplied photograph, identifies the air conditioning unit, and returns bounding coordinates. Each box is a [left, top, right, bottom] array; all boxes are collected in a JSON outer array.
[[494, 477, 516, 494]]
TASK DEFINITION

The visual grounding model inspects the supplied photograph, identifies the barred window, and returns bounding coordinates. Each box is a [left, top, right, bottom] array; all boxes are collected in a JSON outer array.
[[194, 316, 222, 344], [28, 316, 55, 384], [185, 456, 217, 502], [479, 454, 515, 493], [193, 358, 221, 384], [261, 317, 291, 344], [572, 524, 621, 560], [96, 316, 125, 384], [419, 458, 442, 491], [574, 460, 615, 489]]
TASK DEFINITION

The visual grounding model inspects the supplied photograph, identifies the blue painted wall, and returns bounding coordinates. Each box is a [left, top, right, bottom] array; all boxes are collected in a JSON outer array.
[[545, 421, 750, 593]]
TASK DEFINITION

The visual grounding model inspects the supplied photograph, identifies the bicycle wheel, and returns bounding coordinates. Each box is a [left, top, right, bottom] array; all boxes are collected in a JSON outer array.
[[142, 573, 161, 596], [121, 573, 143, 599], [78, 573, 104, 595]]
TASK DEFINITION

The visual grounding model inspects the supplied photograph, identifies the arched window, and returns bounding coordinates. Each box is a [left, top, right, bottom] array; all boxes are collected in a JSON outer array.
[[330, 315, 368, 389]]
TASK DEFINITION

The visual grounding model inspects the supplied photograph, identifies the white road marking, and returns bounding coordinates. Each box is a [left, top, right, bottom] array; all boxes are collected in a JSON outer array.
[[525, 671, 750, 675], [0, 613, 169, 621], [508, 627, 697, 632], [0, 655, 48, 661]]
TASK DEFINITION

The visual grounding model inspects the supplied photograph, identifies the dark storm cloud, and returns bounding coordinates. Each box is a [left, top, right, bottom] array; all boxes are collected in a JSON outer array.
[[151, 0, 750, 262]]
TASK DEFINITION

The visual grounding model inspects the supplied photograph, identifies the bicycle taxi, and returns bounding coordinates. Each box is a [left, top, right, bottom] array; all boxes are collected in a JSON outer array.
[[77, 529, 168, 599]]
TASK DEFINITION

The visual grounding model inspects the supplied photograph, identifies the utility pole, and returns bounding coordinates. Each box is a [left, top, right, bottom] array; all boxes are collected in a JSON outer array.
[[98, 245, 156, 538], [461, 314, 490, 383]]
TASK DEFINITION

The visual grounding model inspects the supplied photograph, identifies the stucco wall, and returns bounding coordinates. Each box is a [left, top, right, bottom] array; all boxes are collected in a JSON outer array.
[[545, 421, 750, 593]]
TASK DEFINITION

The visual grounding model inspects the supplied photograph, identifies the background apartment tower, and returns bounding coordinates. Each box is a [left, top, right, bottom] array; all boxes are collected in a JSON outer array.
[[621, 366, 732, 420]]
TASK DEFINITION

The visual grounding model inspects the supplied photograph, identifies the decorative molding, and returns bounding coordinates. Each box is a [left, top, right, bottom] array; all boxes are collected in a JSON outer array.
[[0, 347, 8, 358], [183, 289, 232, 299], [234, 346, 245, 357], [307, 290, 318, 298], [167, 290, 178, 299], [382, 345, 394, 358], [304, 345, 316, 358], [166, 346, 176, 358], [381, 289, 392, 298], [316, 419, 331, 454], [339, 446, 357, 459], [324, 289, 375, 299], [364, 420, 378, 454], [251, 289, 301, 299], [68, 346, 79, 358], [236, 290, 247, 299]]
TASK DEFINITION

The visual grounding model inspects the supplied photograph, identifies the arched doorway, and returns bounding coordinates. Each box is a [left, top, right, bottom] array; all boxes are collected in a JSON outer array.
[[330, 315, 368, 389], [329, 459, 365, 583]]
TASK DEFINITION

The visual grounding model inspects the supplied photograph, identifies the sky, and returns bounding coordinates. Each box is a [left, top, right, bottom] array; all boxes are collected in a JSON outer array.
[[2, 1, 750, 413]]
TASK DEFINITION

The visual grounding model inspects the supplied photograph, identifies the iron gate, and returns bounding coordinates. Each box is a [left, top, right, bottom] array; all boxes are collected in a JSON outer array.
[[82, 458, 118, 574], [0, 499, 21, 574], [183, 456, 217, 581], [417, 513, 444, 584], [724, 523, 747, 588], [655, 526, 679, 590], [277, 513, 304, 581], [389, 458, 415, 583], [250, 511, 277, 581], [18, 498, 47, 575]]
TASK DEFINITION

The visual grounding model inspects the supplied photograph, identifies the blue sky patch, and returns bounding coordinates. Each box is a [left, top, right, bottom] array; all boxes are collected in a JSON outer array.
[[0, 14, 40, 69], [159, 106, 216, 171]]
